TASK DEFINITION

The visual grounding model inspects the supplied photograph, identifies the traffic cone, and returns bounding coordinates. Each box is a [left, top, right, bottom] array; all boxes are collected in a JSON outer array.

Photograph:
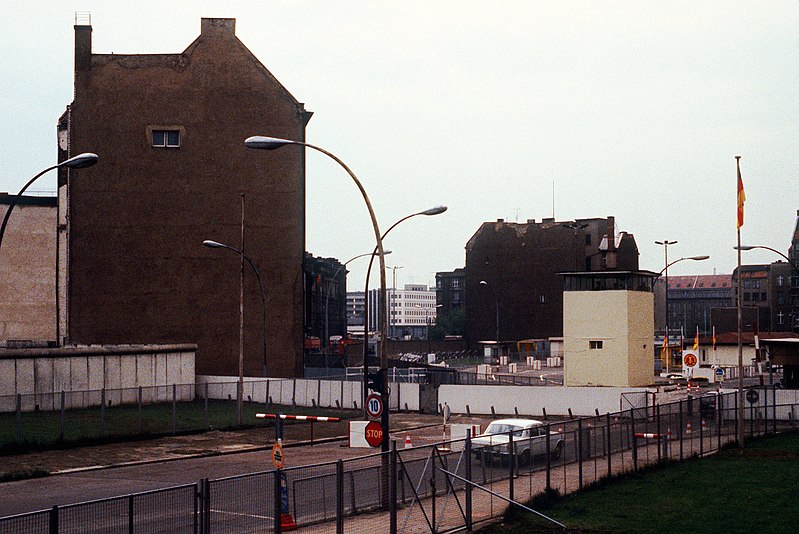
[[280, 513, 298, 531], [685, 421, 693, 434], [701, 419, 707, 431], [405, 434, 413, 448]]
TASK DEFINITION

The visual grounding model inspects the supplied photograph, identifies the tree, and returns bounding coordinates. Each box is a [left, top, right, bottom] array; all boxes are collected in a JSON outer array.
[[430, 308, 466, 340]]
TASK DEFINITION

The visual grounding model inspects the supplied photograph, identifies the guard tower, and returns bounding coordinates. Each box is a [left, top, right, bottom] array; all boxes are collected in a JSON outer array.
[[561, 271, 658, 387]]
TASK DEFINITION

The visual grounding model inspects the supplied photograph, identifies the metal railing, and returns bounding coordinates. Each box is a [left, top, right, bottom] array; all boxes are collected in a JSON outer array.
[[3, 386, 796, 533]]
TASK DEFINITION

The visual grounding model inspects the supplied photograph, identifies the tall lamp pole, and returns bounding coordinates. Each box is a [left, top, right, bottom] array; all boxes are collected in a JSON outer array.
[[0, 153, 99, 254], [655, 240, 677, 370], [360, 205, 447, 424], [246, 136, 406, 453], [479, 280, 499, 360]]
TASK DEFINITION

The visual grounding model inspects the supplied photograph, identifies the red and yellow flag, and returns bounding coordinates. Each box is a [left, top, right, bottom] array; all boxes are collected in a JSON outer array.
[[736, 158, 746, 228], [692, 327, 699, 350], [712, 326, 717, 351]]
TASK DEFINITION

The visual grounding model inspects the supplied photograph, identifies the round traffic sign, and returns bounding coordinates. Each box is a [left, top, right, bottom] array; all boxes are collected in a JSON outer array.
[[715, 368, 724, 377], [366, 393, 384, 419], [272, 442, 285, 468], [746, 389, 760, 404], [365, 420, 383, 447], [683, 353, 698, 367]]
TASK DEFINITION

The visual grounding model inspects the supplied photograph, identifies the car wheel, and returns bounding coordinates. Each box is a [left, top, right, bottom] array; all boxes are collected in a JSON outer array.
[[519, 450, 531, 467], [550, 441, 563, 460]]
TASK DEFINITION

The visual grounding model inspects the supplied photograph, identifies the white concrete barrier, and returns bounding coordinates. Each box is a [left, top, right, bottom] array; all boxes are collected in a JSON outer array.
[[349, 421, 371, 448], [509, 363, 518, 374]]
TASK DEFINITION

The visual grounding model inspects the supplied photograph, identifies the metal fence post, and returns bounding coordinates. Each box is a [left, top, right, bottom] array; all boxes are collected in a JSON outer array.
[[137, 386, 143, 434], [390, 440, 397, 534], [699, 409, 704, 457], [49, 505, 58, 534], [204, 382, 209, 430], [336, 460, 344, 534], [630, 408, 638, 472], [16, 393, 21, 443], [656, 404, 662, 463], [679, 400, 684, 461], [545, 423, 551, 491], [773, 385, 777, 435], [606, 413, 612, 477], [101, 388, 106, 436], [508, 430, 515, 502], [172, 384, 177, 435], [274, 470, 282, 534], [128, 494, 134, 534], [430, 449, 437, 533], [466, 429, 473, 530], [60, 391, 65, 442], [577, 418, 583, 490]]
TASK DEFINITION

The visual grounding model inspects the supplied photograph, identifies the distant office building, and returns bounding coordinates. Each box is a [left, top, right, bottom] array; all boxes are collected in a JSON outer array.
[[347, 284, 437, 340], [465, 216, 639, 345], [658, 274, 732, 337]]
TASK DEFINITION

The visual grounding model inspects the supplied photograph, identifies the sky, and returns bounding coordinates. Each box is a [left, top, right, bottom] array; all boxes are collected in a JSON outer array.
[[2, 1, 797, 290]]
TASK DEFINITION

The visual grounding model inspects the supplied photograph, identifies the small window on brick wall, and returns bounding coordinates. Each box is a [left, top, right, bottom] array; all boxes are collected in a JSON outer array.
[[589, 340, 603, 349], [153, 130, 180, 147]]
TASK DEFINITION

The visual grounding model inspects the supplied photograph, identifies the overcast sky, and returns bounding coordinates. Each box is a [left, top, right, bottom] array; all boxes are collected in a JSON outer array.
[[2, 1, 797, 290]]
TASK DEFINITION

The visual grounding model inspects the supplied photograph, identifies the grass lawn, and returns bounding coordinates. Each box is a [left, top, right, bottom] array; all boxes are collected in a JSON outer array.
[[0, 400, 357, 453], [486, 431, 799, 533]]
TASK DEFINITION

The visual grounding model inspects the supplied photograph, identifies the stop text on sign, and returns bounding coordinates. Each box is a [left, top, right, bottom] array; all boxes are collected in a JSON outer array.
[[365, 421, 383, 447]]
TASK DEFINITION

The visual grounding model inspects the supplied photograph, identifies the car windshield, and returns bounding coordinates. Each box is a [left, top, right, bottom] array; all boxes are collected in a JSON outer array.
[[485, 423, 524, 436]]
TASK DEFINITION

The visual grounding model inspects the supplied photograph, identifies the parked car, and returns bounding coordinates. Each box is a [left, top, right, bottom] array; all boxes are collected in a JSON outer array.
[[472, 418, 564, 465]]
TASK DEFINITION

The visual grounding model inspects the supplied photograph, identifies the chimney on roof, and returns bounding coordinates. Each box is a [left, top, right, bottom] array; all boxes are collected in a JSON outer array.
[[201, 18, 236, 36], [606, 216, 616, 251], [74, 12, 92, 73]]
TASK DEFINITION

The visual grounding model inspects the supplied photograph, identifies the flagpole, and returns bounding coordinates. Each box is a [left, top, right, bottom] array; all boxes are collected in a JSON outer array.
[[736, 155, 744, 449]]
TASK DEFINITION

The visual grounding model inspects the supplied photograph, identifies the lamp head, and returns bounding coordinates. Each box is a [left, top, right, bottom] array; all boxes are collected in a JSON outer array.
[[690, 255, 711, 261], [421, 205, 447, 216], [244, 136, 295, 150], [202, 240, 226, 249], [735, 246, 755, 251], [480, 280, 488, 286], [61, 153, 99, 169]]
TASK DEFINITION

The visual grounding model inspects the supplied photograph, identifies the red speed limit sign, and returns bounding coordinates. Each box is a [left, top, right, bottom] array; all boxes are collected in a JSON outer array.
[[365, 421, 383, 447], [366, 393, 383, 419]]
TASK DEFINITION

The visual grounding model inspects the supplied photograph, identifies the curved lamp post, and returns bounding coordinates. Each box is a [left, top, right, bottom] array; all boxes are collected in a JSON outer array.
[[245, 135, 393, 451], [324, 250, 392, 362], [360, 205, 447, 421], [479, 280, 499, 359], [0, 153, 99, 254], [203, 238, 267, 424]]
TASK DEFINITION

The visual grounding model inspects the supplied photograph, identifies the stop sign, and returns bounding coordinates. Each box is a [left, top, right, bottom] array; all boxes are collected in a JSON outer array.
[[365, 421, 383, 447]]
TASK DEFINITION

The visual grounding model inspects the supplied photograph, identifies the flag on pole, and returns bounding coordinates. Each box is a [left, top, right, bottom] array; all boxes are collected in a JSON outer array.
[[736, 157, 746, 228], [693, 327, 699, 350], [661, 336, 669, 367], [712, 326, 717, 351]]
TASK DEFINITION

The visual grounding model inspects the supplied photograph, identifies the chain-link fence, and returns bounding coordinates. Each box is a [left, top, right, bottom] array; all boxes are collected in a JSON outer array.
[[3, 386, 797, 533]]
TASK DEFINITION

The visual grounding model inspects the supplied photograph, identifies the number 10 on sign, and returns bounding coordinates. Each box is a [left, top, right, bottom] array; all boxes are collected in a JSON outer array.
[[366, 393, 383, 419]]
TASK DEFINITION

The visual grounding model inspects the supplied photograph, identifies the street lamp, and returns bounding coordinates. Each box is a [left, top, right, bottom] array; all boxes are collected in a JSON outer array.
[[415, 303, 442, 355], [479, 280, 499, 360], [656, 253, 710, 371], [360, 205, 447, 428], [203, 237, 268, 380], [324, 250, 392, 363], [0, 153, 99, 254], [203, 195, 266, 427], [245, 136, 392, 451]]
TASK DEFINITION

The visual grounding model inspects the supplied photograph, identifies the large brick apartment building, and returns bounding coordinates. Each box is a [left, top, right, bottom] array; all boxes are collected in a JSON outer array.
[[58, 17, 310, 377], [465, 216, 639, 345]]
